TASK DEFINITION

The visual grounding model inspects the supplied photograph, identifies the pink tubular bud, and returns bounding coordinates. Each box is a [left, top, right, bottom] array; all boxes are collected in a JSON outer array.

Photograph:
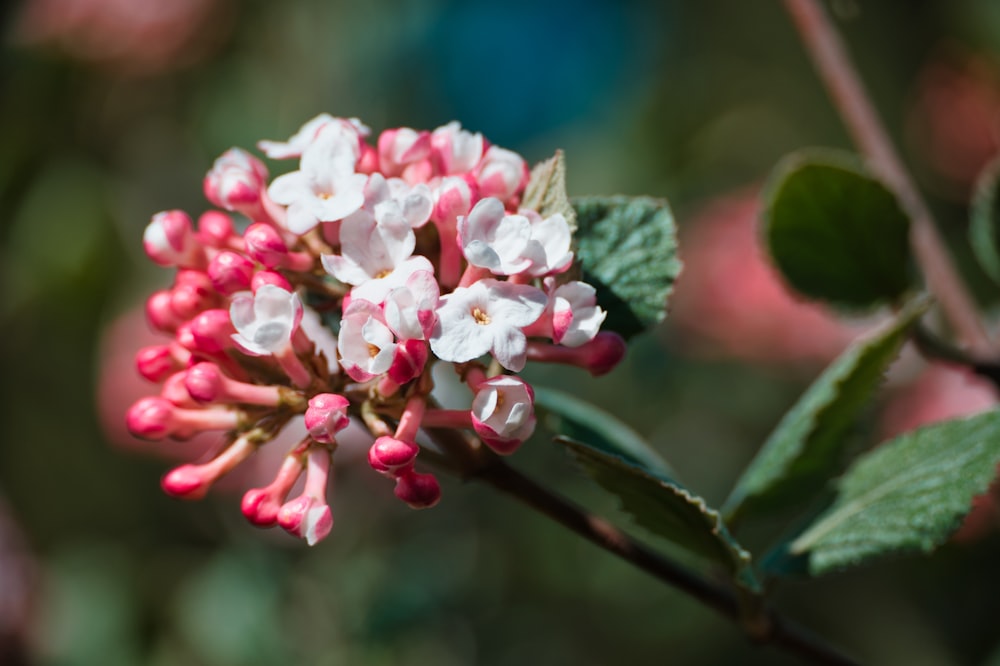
[[207, 251, 255, 294], [161, 434, 257, 500], [143, 210, 201, 267], [393, 470, 441, 509], [197, 211, 238, 249], [278, 448, 333, 545], [525, 331, 627, 377], [146, 290, 183, 332], [189, 309, 236, 354], [242, 455, 306, 526], [184, 362, 285, 406], [251, 270, 293, 292], [368, 436, 419, 475], [357, 143, 379, 174], [161, 371, 197, 407], [169, 270, 219, 321], [126, 396, 241, 440], [304, 394, 351, 443], [244, 223, 314, 272], [136, 345, 180, 382]]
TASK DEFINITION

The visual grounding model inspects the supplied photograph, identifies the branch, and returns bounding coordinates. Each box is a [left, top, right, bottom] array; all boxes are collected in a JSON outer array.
[[783, 0, 993, 357], [423, 428, 860, 666]]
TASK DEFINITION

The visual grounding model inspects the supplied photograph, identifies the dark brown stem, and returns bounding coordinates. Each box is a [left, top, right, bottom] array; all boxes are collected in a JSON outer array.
[[783, 0, 993, 356], [424, 429, 859, 665]]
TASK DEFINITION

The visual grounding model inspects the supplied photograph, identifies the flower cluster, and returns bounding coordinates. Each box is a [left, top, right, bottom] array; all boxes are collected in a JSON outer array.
[[127, 114, 626, 545]]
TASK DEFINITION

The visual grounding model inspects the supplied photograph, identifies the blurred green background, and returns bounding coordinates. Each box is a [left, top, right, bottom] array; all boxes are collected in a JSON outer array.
[[3, 0, 1000, 664]]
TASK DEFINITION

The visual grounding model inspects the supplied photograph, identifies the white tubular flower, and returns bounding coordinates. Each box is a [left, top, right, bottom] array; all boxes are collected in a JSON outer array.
[[552, 281, 607, 347], [458, 197, 534, 275], [267, 123, 368, 234], [471, 376, 536, 454], [431, 121, 484, 175], [430, 279, 547, 372], [258, 114, 369, 159], [338, 300, 396, 382], [229, 285, 303, 356]]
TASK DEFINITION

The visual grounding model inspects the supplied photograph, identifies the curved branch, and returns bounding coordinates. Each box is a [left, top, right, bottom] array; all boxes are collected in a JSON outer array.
[[783, 0, 993, 356]]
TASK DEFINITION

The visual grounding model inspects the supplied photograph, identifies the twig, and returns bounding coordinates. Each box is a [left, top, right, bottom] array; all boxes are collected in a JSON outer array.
[[424, 428, 860, 666], [783, 0, 993, 357]]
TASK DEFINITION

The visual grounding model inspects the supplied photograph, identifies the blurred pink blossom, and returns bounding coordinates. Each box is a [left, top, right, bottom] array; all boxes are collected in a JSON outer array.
[[12, 0, 232, 75], [906, 48, 1000, 195], [670, 188, 864, 367]]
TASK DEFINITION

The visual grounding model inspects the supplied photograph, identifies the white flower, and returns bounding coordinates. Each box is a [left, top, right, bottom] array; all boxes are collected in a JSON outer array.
[[230, 285, 303, 355], [471, 376, 536, 453], [523, 211, 574, 276], [430, 279, 546, 371], [384, 269, 440, 340], [267, 122, 368, 234], [258, 114, 369, 159], [337, 300, 397, 381], [551, 281, 607, 347], [458, 197, 534, 275]]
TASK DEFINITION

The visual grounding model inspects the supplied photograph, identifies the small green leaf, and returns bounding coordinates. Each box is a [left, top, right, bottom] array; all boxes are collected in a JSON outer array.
[[763, 149, 914, 308], [522, 150, 576, 231], [723, 298, 929, 522], [533, 386, 677, 481], [969, 153, 1000, 284], [572, 196, 681, 340], [766, 410, 1000, 577], [555, 436, 757, 590]]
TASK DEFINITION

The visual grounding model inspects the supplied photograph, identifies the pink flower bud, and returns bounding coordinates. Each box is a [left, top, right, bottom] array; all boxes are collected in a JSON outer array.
[[203, 148, 268, 215], [146, 290, 183, 332], [357, 143, 380, 174], [433, 176, 476, 224], [368, 436, 419, 475], [126, 396, 240, 440], [277, 448, 333, 545], [135, 345, 180, 382], [304, 394, 351, 443], [377, 127, 432, 177], [525, 331, 627, 377], [161, 371, 197, 407], [189, 309, 236, 354], [143, 210, 200, 267], [161, 435, 256, 500], [475, 146, 529, 205], [197, 211, 238, 249], [169, 270, 218, 320], [207, 251, 255, 294], [242, 455, 306, 526], [251, 270, 292, 292], [184, 362, 286, 406], [393, 470, 441, 509], [244, 223, 313, 271]]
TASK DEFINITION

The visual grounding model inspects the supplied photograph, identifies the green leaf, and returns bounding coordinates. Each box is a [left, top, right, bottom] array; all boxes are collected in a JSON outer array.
[[766, 410, 1000, 577], [522, 150, 576, 231], [555, 436, 758, 590], [533, 386, 677, 482], [969, 153, 1000, 284], [572, 195, 681, 340], [763, 149, 914, 308], [722, 298, 929, 522]]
